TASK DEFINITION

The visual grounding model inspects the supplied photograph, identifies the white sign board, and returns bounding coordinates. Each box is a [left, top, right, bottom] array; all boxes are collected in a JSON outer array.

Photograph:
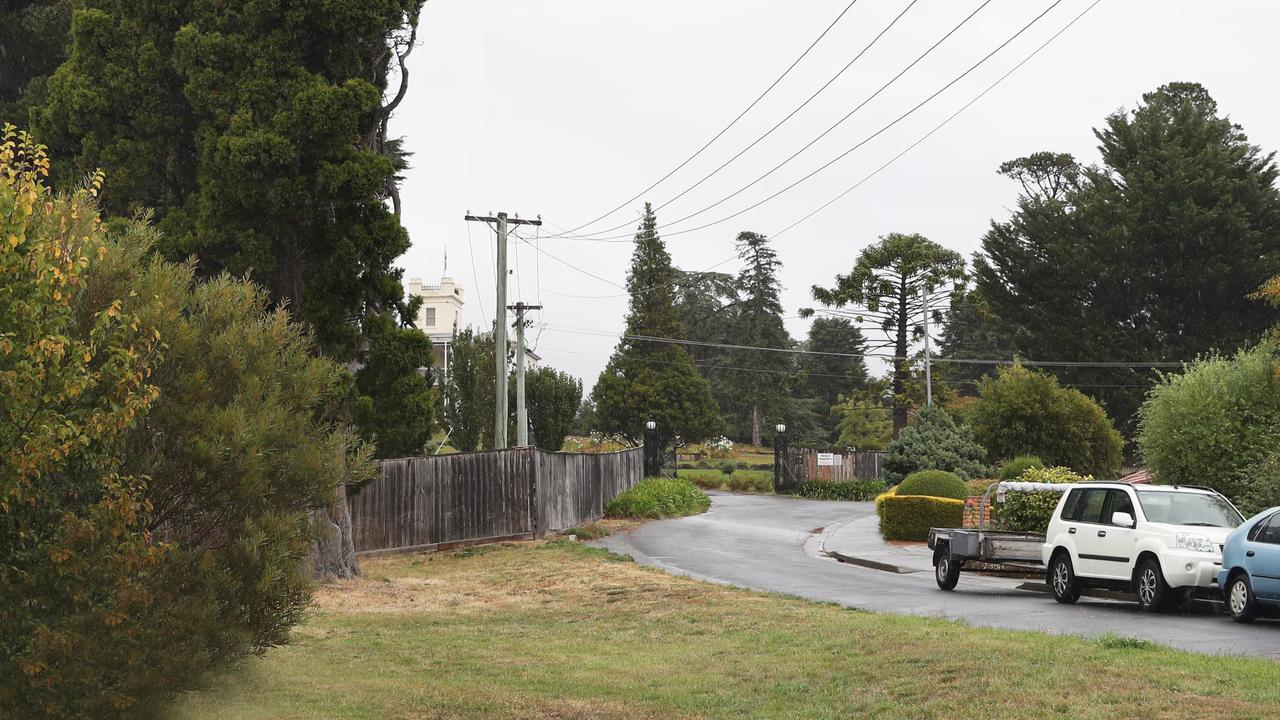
[[817, 452, 835, 466]]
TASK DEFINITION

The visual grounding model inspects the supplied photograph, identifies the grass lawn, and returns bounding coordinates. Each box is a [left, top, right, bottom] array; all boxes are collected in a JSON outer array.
[[169, 540, 1280, 720]]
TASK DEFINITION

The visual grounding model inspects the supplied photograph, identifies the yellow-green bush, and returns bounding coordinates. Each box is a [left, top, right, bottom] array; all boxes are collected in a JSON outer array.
[[880, 495, 964, 541], [874, 485, 898, 523]]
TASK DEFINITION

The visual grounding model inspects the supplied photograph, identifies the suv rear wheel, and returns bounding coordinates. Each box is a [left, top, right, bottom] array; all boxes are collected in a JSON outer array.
[[1226, 572, 1256, 623], [1048, 552, 1081, 604], [1135, 557, 1173, 612]]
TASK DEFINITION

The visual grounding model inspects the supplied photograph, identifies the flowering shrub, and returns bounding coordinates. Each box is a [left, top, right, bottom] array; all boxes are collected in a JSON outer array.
[[705, 435, 735, 459]]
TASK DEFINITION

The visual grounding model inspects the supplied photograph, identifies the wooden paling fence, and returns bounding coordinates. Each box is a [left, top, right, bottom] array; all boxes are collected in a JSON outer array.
[[782, 447, 885, 485], [345, 446, 644, 556]]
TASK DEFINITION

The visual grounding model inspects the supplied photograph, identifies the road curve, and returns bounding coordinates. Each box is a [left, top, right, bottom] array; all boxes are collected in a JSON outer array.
[[596, 492, 1280, 658]]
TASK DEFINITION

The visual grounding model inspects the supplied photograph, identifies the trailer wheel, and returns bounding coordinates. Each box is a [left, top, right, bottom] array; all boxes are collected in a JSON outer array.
[[934, 547, 961, 591]]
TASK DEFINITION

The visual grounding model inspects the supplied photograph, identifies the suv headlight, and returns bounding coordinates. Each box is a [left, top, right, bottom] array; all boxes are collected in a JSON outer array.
[[1176, 533, 1217, 553]]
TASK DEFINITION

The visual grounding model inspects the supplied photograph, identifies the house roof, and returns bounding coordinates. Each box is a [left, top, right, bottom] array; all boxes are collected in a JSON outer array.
[[1119, 468, 1154, 484]]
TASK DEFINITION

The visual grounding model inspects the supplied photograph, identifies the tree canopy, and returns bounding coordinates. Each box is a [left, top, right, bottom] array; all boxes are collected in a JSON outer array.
[[30, 0, 424, 358], [592, 204, 722, 446], [975, 82, 1280, 431], [807, 232, 964, 437]]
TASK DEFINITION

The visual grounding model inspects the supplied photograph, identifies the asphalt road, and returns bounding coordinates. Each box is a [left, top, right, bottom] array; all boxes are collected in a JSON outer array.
[[596, 491, 1280, 658]]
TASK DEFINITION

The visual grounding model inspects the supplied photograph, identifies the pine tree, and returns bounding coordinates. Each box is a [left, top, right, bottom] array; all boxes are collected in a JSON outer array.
[[806, 233, 965, 438], [797, 316, 869, 409], [728, 231, 792, 445], [592, 204, 723, 447], [975, 82, 1280, 431]]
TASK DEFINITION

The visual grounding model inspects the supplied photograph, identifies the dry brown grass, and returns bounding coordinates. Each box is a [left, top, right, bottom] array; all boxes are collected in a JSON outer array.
[[171, 541, 1280, 720]]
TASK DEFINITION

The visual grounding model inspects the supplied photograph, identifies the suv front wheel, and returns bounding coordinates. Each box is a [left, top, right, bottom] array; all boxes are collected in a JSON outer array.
[[1135, 557, 1173, 612], [1049, 552, 1081, 604]]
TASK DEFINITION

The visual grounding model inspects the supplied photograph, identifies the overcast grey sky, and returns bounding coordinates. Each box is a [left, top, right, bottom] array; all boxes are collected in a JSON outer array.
[[394, 0, 1280, 388]]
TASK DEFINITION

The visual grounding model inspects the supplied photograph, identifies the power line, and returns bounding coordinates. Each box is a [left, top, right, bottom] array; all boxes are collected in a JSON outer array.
[[556, 0, 864, 237], [773, 0, 1103, 240], [465, 217, 488, 326], [544, 0, 1065, 243], [552, 0, 921, 241], [539, 323, 1186, 368]]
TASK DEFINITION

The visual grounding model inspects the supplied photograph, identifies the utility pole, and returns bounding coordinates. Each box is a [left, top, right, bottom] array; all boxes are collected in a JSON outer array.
[[922, 290, 933, 408], [464, 211, 542, 449], [508, 301, 543, 447]]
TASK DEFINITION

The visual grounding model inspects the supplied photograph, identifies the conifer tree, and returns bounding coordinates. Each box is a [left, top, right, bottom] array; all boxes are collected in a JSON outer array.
[[592, 204, 722, 447], [727, 231, 792, 445]]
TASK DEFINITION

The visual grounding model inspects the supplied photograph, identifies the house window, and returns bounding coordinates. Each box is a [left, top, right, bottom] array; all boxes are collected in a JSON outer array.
[[422, 307, 436, 326]]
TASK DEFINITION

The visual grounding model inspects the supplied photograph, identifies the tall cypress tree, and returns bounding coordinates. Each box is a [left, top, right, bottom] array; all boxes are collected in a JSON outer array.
[[592, 204, 722, 446], [975, 82, 1280, 431], [31, 0, 423, 358], [728, 231, 792, 445]]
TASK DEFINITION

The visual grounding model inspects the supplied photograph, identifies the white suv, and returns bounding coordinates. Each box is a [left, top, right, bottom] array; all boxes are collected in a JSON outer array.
[[1041, 483, 1244, 611]]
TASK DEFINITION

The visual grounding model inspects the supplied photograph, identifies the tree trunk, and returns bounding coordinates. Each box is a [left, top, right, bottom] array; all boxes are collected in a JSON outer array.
[[892, 278, 910, 438], [309, 485, 360, 581], [751, 405, 762, 447]]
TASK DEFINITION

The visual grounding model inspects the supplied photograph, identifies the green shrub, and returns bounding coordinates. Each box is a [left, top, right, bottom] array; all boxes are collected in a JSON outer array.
[[997, 466, 1087, 533], [970, 365, 1123, 478], [605, 478, 711, 518], [1138, 343, 1280, 511], [720, 461, 736, 475], [875, 485, 898, 523], [998, 455, 1045, 481], [681, 469, 772, 493], [884, 407, 989, 484], [1, 137, 371, 718], [964, 478, 996, 497], [725, 470, 773, 493], [897, 470, 966, 499], [795, 479, 887, 501], [880, 495, 965, 540]]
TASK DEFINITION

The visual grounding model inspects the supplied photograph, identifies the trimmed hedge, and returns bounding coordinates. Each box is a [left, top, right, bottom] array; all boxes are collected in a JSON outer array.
[[795, 479, 887, 501], [880, 495, 965, 541], [874, 485, 898, 524], [897, 470, 966, 500], [998, 455, 1045, 481], [605, 478, 711, 518]]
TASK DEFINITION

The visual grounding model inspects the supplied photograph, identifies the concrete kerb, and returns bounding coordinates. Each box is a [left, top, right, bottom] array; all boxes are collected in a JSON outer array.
[[819, 514, 932, 575]]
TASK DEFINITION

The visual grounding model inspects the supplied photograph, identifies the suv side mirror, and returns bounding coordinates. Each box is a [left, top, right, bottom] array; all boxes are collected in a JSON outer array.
[[1111, 511, 1135, 528]]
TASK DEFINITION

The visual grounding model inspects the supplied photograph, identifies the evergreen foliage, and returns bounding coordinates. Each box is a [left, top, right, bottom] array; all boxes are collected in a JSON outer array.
[[897, 470, 967, 500], [807, 233, 965, 437], [797, 317, 869, 409], [883, 407, 989, 484], [443, 326, 496, 452], [976, 83, 1280, 431], [997, 455, 1045, 481], [353, 314, 435, 458], [31, 0, 425, 358], [1138, 342, 1280, 511], [969, 365, 1123, 478], [592, 204, 722, 446], [525, 366, 583, 451], [727, 231, 792, 445], [0, 133, 370, 717]]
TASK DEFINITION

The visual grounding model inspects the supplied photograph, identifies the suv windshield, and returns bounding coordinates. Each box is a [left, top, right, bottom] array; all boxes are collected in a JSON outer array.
[[1134, 489, 1243, 528]]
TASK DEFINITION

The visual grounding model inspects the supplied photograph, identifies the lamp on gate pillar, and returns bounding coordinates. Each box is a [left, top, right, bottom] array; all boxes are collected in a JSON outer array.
[[773, 423, 787, 493], [644, 420, 659, 478]]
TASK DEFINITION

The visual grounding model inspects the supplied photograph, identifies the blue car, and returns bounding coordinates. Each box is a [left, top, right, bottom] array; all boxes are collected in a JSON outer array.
[[1218, 507, 1280, 622]]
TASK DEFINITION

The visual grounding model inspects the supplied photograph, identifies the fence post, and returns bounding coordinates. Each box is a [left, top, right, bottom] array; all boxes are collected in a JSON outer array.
[[643, 421, 660, 478], [773, 426, 788, 492]]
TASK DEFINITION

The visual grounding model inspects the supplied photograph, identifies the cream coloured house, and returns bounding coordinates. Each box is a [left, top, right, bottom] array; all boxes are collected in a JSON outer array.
[[406, 275, 538, 382]]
